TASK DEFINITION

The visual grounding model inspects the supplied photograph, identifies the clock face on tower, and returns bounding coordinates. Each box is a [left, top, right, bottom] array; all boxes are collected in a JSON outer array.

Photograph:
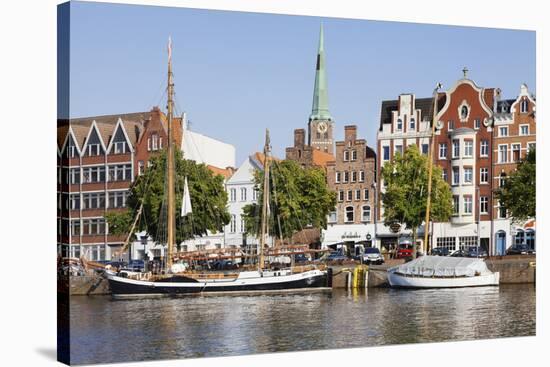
[[317, 121, 328, 134]]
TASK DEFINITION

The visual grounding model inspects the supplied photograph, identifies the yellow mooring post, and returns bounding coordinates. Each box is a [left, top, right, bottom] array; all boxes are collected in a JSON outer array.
[[351, 266, 368, 288]]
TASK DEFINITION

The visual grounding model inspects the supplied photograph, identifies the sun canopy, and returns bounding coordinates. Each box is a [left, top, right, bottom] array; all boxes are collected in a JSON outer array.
[[389, 256, 492, 277]]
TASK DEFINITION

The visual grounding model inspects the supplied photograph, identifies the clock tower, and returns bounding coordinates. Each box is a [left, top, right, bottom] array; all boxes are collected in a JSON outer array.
[[308, 24, 334, 155]]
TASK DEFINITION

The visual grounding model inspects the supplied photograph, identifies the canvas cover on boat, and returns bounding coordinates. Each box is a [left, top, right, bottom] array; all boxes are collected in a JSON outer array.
[[390, 256, 491, 277]]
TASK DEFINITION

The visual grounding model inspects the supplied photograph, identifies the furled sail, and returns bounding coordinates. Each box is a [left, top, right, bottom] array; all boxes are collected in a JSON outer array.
[[181, 177, 193, 217]]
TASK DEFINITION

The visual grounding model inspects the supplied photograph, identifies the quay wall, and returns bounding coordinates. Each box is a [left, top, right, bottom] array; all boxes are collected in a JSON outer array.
[[70, 275, 110, 295]]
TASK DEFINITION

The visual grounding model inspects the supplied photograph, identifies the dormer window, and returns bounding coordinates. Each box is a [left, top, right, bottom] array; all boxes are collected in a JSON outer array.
[[113, 141, 126, 154], [396, 119, 403, 131], [87, 143, 101, 156]]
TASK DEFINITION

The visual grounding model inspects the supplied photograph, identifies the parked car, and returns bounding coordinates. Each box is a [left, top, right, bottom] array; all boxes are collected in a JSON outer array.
[[467, 246, 488, 258], [362, 247, 384, 265], [396, 242, 414, 259], [506, 244, 535, 255], [326, 251, 347, 262], [430, 247, 450, 256], [294, 254, 309, 263], [127, 259, 145, 272], [450, 249, 468, 257]]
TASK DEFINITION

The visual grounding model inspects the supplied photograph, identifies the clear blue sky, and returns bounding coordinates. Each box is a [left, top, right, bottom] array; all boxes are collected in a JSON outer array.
[[64, 1, 536, 165]]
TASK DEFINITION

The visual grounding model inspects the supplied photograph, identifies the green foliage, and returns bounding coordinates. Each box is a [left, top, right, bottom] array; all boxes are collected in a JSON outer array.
[[242, 160, 336, 240], [381, 145, 453, 252], [496, 148, 536, 222], [107, 149, 230, 245]]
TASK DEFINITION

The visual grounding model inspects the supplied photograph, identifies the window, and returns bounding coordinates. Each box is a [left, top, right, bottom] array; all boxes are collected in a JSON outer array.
[[67, 145, 78, 158], [359, 170, 365, 182], [343, 171, 349, 183], [480, 196, 488, 214], [351, 150, 357, 161], [520, 125, 529, 136], [480, 140, 489, 157], [87, 144, 101, 156], [499, 126, 508, 137], [514, 230, 525, 246], [525, 229, 535, 250], [240, 218, 245, 233], [409, 118, 416, 130], [474, 119, 481, 129], [441, 169, 447, 182], [421, 144, 429, 155], [82, 193, 106, 210], [512, 144, 521, 162], [138, 160, 144, 176], [69, 168, 80, 184], [82, 218, 106, 236], [498, 200, 507, 219], [82, 166, 106, 183], [113, 141, 126, 154], [253, 189, 258, 201], [383, 146, 390, 161], [498, 145, 508, 163], [453, 196, 459, 215], [461, 106, 468, 120], [361, 206, 371, 222], [528, 142, 536, 152], [396, 119, 403, 131], [347, 190, 353, 201], [108, 164, 132, 182], [452, 139, 460, 158], [335, 172, 341, 183], [151, 134, 159, 151], [448, 120, 455, 130], [230, 215, 236, 233], [436, 237, 456, 252], [458, 236, 477, 250], [338, 190, 344, 202], [452, 167, 460, 185], [147, 137, 151, 151], [464, 167, 473, 184], [438, 143, 447, 159], [240, 187, 247, 201], [499, 173, 507, 188], [69, 194, 80, 210], [344, 151, 350, 161], [230, 188, 236, 202], [70, 220, 81, 236], [520, 99, 528, 113], [316, 132, 321, 139], [364, 189, 369, 201], [108, 191, 128, 208], [464, 196, 472, 214], [464, 140, 473, 157], [395, 145, 403, 155], [159, 137, 163, 149], [328, 211, 337, 223], [355, 190, 361, 200], [345, 206, 354, 223], [351, 171, 357, 183], [480, 168, 488, 183]]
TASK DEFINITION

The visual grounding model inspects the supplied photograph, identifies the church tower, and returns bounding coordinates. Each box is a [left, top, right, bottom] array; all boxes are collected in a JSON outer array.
[[308, 24, 334, 154]]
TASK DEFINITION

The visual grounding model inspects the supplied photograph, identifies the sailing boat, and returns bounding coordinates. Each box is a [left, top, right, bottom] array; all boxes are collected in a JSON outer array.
[[105, 38, 330, 297], [387, 84, 499, 288]]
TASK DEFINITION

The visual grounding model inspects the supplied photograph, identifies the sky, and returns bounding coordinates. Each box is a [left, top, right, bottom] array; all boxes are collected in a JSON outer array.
[[63, 1, 536, 165]]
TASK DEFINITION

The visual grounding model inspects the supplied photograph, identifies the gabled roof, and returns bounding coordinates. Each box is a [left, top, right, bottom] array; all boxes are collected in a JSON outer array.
[[379, 94, 446, 131], [311, 149, 335, 168], [207, 165, 235, 180], [250, 152, 281, 170]]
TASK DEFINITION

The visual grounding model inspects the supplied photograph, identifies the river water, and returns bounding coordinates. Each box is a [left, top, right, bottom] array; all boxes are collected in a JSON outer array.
[[69, 285, 535, 365]]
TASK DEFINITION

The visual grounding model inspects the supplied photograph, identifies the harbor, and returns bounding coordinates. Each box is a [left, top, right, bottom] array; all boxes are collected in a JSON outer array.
[[68, 284, 535, 365]]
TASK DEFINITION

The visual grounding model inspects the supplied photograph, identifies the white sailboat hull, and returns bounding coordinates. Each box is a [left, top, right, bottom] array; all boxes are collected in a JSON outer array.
[[388, 271, 500, 288]]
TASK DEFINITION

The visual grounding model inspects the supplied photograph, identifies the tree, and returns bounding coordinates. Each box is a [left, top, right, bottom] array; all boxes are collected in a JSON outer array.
[[242, 159, 336, 241], [496, 148, 536, 222], [381, 145, 453, 257], [106, 149, 230, 247]]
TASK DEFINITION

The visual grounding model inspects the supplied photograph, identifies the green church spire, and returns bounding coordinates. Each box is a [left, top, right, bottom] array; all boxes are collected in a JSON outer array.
[[309, 24, 332, 121]]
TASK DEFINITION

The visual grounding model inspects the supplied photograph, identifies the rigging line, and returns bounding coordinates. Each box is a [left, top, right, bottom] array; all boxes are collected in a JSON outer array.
[[270, 162, 284, 245]]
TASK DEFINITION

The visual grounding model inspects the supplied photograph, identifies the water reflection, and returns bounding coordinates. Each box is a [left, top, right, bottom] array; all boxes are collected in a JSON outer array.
[[70, 285, 535, 365]]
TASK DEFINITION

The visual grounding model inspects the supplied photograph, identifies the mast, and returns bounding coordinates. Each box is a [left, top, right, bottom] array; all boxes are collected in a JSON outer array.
[[166, 37, 175, 270], [259, 129, 271, 271], [423, 83, 442, 256]]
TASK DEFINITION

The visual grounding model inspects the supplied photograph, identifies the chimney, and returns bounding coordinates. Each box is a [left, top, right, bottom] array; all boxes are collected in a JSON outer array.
[[294, 129, 305, 148], [344, 125, 357, 143]]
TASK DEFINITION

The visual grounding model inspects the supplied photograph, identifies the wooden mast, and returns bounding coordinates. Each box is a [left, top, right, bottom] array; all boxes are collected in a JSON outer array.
[[259, 129, 271, 271], [423, 83, 441, 256], [166, 37, 175, 270]]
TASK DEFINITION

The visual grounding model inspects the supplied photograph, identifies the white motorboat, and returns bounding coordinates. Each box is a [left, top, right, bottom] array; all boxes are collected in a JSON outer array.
[[387, 255, 499, 288]]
